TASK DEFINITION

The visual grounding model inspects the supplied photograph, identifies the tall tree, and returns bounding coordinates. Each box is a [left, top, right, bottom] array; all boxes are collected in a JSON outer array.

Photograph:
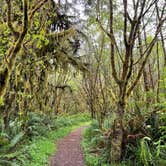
[[96, 0, 166, 162]]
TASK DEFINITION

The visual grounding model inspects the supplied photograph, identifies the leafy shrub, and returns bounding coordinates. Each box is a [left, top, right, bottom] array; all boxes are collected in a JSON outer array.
[[83, 111, 166, 166], [26, 112, 54, 137], [54, 112, 90, 128], [82, 120, 111, 166]]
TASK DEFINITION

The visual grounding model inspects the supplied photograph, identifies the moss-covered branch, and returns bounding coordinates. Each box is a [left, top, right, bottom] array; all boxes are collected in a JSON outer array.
[[0, 0, 49, 98], [5, 0, 19, 38]]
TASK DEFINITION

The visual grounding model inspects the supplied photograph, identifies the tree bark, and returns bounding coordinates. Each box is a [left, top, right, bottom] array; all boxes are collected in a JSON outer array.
[[110, 100, 125, 162]]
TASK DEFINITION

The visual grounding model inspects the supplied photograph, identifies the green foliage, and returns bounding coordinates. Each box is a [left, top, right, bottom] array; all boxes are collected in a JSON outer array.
[[0, 113, 90, 166], [124, 135, 166, 166], [25, 113, 90, 166], [82, 120, 111, 166], [25, 112, 54, 137], [26, 127, 78, 166], [9, 132, 25, 149], [82, 122, 129, 166], [82, 128, 103, 165], [139, 137, 152, 166], [83, 113, 166, 166], [137, 137, 166, 166]]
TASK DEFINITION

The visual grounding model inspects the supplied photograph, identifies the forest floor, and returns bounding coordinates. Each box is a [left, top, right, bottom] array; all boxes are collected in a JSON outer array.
[[49, 126, 87, 166]]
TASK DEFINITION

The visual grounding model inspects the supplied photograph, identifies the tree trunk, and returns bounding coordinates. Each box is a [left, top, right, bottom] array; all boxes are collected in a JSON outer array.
[[110, 100, 125, 162], [143, 69, 151, 106]]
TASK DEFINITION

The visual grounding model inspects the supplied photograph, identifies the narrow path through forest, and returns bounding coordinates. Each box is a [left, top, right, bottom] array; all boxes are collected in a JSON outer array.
[[49, 126, 86, 166]]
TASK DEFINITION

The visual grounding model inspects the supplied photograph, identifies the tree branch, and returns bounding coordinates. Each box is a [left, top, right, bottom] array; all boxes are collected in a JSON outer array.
[[29, 0, 49, 21], [109, 0, 121, 85], [127, 17, 166, 97], [5, 0, 19, 38]]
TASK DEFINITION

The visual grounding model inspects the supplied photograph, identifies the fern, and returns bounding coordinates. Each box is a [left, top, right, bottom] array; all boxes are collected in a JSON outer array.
[[140, 137, 152, 166], [9, 132, 25, 149], [0, 159, 13, 166]]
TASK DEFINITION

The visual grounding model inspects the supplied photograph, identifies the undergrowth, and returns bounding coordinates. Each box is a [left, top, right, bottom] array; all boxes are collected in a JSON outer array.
[[82, 117, 166, 166], [82, 120, 111, 166], [0, 113, 90, 166]]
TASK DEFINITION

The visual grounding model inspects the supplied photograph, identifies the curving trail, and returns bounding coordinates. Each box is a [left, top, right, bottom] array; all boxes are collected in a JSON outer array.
[[49, 126, 86, 166]]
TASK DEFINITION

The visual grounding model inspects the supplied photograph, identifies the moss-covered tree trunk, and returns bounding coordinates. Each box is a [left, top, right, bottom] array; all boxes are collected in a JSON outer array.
[[0, 0, 49, 99], [0, 0, 28, 98], [110, 99, 125, 162]]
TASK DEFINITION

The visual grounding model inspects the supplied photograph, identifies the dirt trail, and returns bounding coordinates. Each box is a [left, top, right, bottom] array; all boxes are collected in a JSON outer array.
[[49, 126, 86, 166]]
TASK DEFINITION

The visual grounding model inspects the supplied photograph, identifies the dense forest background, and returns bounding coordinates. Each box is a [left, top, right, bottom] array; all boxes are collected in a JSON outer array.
[[0, 0, 166, 165]]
